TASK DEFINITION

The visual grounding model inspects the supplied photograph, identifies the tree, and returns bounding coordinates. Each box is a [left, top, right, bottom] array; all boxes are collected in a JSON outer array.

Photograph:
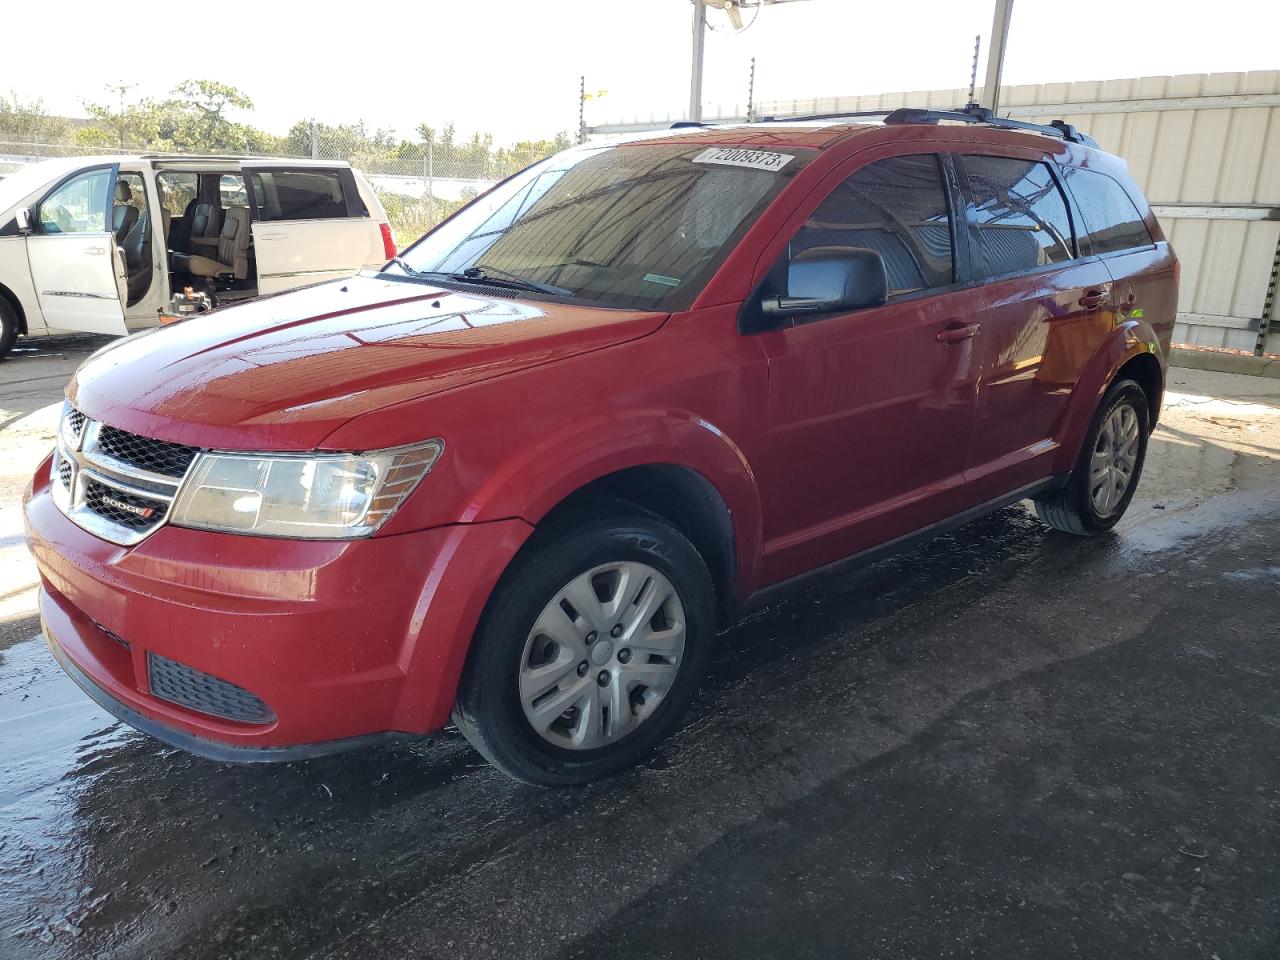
[[159, 80, 258, 153], [287, 120, 396, 162], [0, 91, 71, 144], [494, 132, 573, 175], [78, 83, 158, 149]]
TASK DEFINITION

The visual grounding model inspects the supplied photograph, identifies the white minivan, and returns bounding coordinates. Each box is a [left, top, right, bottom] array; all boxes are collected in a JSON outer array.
[[0, 155, 396, 357]]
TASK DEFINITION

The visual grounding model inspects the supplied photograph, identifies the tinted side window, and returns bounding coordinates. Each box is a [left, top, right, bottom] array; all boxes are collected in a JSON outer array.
[[1061, 166, 1153, 254], [791, 154, 953, 296], [251, 170, 349, 221], [962, 156, 1073, 277]]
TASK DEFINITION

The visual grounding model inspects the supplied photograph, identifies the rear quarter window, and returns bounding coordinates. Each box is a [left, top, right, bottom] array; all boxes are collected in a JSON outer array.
[[1059, 166, 1153, 255]]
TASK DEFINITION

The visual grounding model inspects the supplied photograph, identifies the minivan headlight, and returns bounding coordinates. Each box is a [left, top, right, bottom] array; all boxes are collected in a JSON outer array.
[[170, 441, 443, 539]]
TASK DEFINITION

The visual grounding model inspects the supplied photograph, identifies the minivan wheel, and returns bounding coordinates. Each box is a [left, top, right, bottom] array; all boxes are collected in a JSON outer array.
[[1034, 378, 1150, 536], [452, 503, 715, 786], [0, 299, 18, 360]]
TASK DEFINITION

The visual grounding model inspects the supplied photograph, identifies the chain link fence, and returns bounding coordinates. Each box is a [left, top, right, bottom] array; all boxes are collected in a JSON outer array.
[[0, 137, 554, 248]]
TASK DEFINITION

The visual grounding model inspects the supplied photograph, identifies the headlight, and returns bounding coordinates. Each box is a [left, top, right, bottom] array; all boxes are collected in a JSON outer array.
[[170, 441, 443, 539]]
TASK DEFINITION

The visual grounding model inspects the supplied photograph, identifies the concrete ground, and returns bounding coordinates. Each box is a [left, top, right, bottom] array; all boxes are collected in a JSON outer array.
[[1, 335, 1279, 960]]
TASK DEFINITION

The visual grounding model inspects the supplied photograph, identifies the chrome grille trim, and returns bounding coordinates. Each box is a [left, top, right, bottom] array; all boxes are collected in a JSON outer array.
[[53, 406, 197, 547]]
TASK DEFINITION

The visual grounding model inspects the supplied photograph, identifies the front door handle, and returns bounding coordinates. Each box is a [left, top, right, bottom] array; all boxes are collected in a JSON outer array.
[[1079, 288, 1110, 310], [84, 247, 105, 255], [936, 321, 982, 344], [259, 232, 288, 241]]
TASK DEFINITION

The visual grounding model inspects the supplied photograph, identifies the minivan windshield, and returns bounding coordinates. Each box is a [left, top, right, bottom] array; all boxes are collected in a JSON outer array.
[[391, 141, 814, 310]]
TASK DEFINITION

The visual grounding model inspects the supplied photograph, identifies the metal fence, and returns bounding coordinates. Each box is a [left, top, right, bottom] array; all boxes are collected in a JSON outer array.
[[592, 71, 1280, 358], [0, 138, 550, 248]]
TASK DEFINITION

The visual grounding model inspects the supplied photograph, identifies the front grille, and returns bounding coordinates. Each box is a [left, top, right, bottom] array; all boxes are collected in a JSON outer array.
[[148, 653, 274, 724], [53, 406, 200, 546], [97, 425, 198, 479], [83, 480, 167, 530]]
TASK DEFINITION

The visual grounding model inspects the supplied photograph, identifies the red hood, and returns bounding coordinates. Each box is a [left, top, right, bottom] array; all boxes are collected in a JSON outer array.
[[70, 275, 667, 451]]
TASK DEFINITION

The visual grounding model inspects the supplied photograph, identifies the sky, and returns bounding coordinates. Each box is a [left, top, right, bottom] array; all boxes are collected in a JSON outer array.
[[6, 0, 1278, 145]]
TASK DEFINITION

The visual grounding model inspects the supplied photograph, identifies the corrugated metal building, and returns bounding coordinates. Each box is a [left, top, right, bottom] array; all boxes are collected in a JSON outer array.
[[754, 71, 1280, 355]]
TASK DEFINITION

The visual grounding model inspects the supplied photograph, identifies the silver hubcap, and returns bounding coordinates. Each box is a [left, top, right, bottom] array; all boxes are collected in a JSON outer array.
[[1089, 402, 1141, 517], [519, 561, 686, 751]]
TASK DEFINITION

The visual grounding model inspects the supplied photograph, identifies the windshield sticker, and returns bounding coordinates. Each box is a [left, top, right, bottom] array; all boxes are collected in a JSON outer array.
[[691, 147, 794, 172], [643, 273, 682, 287]]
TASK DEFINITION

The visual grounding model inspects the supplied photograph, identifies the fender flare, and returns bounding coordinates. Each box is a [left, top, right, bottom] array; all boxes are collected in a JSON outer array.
[[1052, 318, 1164, 475], [464, 407, 766, 595]]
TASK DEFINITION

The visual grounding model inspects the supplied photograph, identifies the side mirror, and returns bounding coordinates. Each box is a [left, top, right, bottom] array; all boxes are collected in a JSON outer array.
[[760, 246, 888, 322], [15, 207, 32, 234]]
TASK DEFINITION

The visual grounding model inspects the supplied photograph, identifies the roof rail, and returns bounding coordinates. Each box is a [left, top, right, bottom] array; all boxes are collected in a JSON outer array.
[[882, 105, 1099, 147], [751, 109, 896, 124], [662, 106, 1099, 147], [669, 110, 894, 128]]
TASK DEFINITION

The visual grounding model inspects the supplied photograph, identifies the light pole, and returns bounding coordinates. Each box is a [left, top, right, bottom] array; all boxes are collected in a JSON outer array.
[[982, 0, 1014, 115], [689, 1, 707, 122]]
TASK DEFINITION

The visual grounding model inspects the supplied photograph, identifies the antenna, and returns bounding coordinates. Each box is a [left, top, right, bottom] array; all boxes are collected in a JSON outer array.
[[747, 57, 757, 122], [965, 34, 981, 109]]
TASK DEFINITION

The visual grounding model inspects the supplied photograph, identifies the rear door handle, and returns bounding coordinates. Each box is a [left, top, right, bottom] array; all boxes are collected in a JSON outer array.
[[259, 232, 287, 241], [936, 321, 982, 344], [1079, 289, 1110, 310], [84, 247, 105, 255]]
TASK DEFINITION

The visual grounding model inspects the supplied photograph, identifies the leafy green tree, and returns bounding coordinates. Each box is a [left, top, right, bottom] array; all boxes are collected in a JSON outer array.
[[77, 83, 158, 149], [0, 92, 70, 144], [158, 80, 257, 153], [287, 120, 396, 161], [76, 79, 281, 154]]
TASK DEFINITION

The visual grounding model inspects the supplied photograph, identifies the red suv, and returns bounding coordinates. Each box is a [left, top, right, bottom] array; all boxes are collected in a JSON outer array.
[[25, 109, 1177, 784]]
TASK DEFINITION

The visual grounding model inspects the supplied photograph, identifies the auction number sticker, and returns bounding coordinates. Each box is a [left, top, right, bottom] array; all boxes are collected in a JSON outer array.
[[691, 147, 794, 172]]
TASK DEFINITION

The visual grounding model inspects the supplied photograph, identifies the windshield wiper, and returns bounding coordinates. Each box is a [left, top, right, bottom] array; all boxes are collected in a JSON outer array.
[[384, 256, 430, 279], [459, 264, 572, 297], [384, 259, 573, 297]]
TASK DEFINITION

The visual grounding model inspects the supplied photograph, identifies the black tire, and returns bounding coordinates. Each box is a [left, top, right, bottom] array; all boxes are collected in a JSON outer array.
[[452, 500, 716, 786], [0, 298, 18, 360], [1034, 378, 1150, 536]]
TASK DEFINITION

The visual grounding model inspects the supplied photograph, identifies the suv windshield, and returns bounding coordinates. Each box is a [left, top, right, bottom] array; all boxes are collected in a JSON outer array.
[[392, 141, 814, 310]]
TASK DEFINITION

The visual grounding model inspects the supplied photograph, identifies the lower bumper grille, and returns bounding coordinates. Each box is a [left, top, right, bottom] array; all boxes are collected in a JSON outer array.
[[147, 653, 275, 725]]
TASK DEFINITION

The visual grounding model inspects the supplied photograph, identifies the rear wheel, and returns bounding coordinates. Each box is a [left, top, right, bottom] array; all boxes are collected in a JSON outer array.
[[452, 504, 715, 785], [0, 298, 18, 360], [1034, 378, 1149, 535]]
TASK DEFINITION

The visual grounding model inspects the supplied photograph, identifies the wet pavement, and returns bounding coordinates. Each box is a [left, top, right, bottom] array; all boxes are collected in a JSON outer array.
[[2, 336, 1279, 959]]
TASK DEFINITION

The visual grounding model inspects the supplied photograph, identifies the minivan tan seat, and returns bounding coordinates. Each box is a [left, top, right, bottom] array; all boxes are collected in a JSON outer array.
[[172, 206, 250, 280]]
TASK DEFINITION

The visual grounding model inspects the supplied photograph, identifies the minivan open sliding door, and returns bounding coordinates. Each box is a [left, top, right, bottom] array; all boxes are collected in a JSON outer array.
[[242, 166, 379, 295], [25, 163, 129, 336]]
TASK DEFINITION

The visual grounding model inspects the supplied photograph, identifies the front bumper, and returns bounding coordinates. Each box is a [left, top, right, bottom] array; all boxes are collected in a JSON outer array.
[[25, 455, 532, 758]]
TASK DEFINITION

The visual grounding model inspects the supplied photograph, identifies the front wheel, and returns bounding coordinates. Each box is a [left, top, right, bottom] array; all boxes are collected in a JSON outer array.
[[452, 504, 716, 785], [1034, 378, 1150, 535], [0, 298, 18, 360]]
